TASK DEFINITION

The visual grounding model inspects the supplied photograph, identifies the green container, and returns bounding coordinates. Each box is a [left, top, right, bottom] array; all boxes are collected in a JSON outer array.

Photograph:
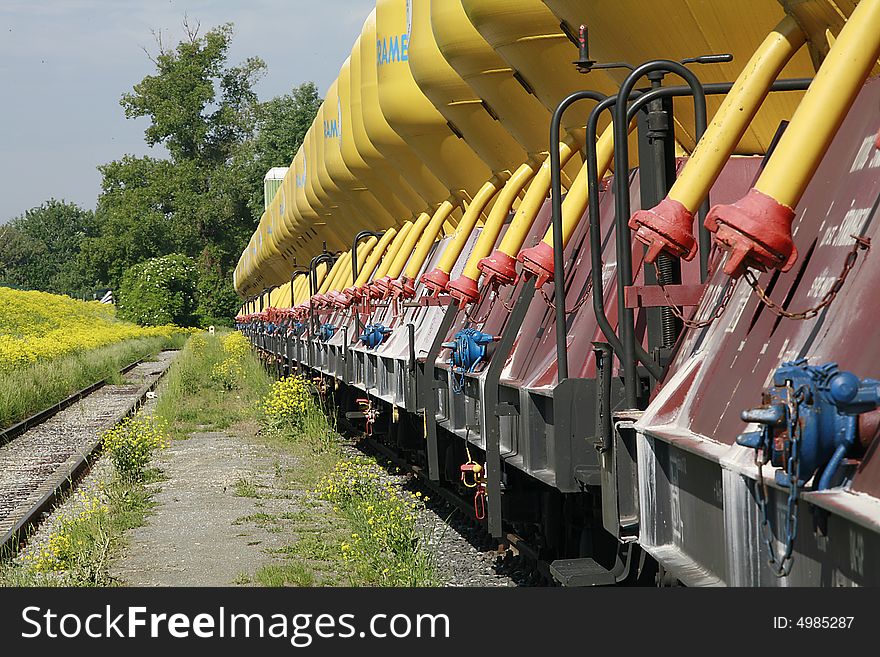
[[263, 167, 289, 210]]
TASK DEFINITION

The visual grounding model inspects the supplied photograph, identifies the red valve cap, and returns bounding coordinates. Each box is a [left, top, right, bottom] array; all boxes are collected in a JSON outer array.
[[390, 277, 416, 300], [705, 188, 798, 278], [478, 250, 517, 287], [371, 276, 393, 297], [629, 197, 698, 262], [420, 267, 450, 296], [447, 275, 481, 305], [518, 241, 554, 288]]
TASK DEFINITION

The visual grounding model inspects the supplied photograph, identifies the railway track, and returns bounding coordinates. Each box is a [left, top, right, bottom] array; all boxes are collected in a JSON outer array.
[[0, 351, 178, 554]]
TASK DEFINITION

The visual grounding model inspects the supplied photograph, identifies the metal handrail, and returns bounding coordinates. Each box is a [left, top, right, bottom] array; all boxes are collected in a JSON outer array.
[[548, 89, 608, 381]]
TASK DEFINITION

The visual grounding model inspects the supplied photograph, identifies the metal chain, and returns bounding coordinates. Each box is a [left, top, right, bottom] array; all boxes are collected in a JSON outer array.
[[754, 382, 803, 578], [656, 272, 737, 329], [744, 236, 870, 321], [539, 276, 593, 315], [463, 288, 494, 325]]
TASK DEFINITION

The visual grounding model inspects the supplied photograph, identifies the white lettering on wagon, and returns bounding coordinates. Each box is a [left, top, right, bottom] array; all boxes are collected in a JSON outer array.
[[849, 135, 880, 172], [819, 207, 871, 247]]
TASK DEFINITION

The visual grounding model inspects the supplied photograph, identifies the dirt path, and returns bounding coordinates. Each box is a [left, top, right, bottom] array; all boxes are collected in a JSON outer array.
[[111, 431, 302, 586]]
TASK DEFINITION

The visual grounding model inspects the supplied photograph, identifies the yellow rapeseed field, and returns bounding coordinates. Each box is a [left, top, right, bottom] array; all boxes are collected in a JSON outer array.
[[0, 287, 190, 373]]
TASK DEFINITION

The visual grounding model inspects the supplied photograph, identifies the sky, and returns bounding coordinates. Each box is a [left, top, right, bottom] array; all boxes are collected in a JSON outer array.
[[0, 0, 376, 223]]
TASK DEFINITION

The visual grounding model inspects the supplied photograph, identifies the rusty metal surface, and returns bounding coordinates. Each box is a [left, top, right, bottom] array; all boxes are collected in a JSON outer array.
[[640, 79, 880, 499]]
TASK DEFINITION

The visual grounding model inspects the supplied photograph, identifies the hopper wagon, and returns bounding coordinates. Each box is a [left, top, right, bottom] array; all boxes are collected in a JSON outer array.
[[235, 0, 880, 586]]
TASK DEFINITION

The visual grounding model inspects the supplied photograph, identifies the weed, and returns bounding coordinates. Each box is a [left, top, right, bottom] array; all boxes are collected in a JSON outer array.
[[315, 458, 438, 587], [233, 572, 252, 585], [102, 415, 170, 481], [156, 331, 270, 436], [1, 476, 157, 587], [233, 478, 259, 498], [255, 561, 315, 587]]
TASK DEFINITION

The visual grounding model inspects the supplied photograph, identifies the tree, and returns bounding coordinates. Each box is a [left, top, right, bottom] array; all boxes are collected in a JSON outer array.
[[193, 245, 241, 326], [121, 20, 266, 164], [238, 82, 322, 222], [93, 22, 322, 324], [0, 200, 97, 296], [117, 254, 199, 326]]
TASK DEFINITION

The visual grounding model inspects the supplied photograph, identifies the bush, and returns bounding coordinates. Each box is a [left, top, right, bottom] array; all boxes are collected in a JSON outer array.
[[314, 458, 436, 586], [261, 375, 334, 447], [117, 254, 199, 327], [210, 332, 251, 389], [102, 414, 170, 481], [194, 247, 240, 327]]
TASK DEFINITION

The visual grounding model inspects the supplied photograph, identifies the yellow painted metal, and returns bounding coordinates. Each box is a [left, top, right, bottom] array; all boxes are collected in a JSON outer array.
[[291, 147, 338, 255], [318, 254, 348, 295], [544, 0, 816, 153], [431, 0, 581, 184], [330, 248, 357, 292], [338, 58, 423, 220], [234, 0, 873, 300], [436, 176, 505, 275], [374, 0, 491, 198], [278, 171, 317, 263], [755, 0, 880, 207], [357, 15, 450, 206], [347, 237, 379, 288], [327, 254, 351, 294], [304, 124, 360, 242], [355, 227, 398, 287], [778, 0, 857, 69], [404, 199, 458, 281], [386, 212, 433, 280], [408, 0, 526, 174], [331, 247, 359, 292], [292, 277, 306, 305], [266, 191, 291, 262], [441, 205, 463, 235], [296, 275, 312, 305], [374, 221, 414, 280], [667, 17, 806, 212], [460, 0, 618, 147], [350, 52, 436, 233], [541, 120, 633, 250], [268, 285, 288, 308], [431, 0, 555, 156], [299, 132, 330, 237], [496, 137, 578, 257], [313, 102, 365, 232], [311, 261, 329, 296], [321, 79, 400, 229], [462, 159, 540, 280], [255, 213, 290, 284]]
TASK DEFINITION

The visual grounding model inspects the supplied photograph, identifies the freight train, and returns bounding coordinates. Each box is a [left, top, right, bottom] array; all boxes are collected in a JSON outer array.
[[234, 0, 880, 586]]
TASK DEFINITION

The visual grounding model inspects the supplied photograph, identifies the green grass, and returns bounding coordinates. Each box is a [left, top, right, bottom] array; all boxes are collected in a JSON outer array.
[[151, 330, 438, 588], [155, 331, 271, 440], [255, 561, 316, 587], [0, 334, 188, 430], [0, 473, 160, 587], [233, 477, 259, 498]]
